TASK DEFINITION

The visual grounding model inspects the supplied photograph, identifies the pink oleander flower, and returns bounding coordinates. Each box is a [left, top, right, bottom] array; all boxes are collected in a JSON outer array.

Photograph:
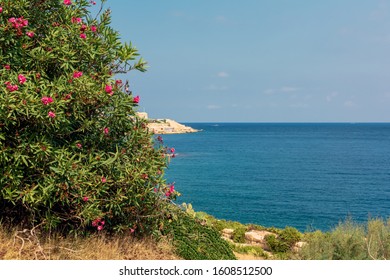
[[92, 218, 101, 227], [71, 17, 82, 24], [97, 225, 103, 231], [73, 71, 83, 78], [64, 0, 72, 5], [105, 84, 113, 94], [79, 33, 86, 39], [103, 127, 109, 135], [76, 143, 82, 149], [48, 111, 56, 118], [80, 24, 87, 32], [26, 31, 34, 38], [41, 96, 54, 105], [170, 148, 175, 153], [101, 176, 107, 183], [6, 84, 18, 92], [90, 25, 97, 32], [0, 7, 3, 13], [82, 196, 88, 202], [130, 228, 135, 234], [115, 79, 122, 85], [4, 64, 10, 70], [170, 184, 175, 192], [133, 95, 140, 104], [8, 17, 16, 24], [21, 18, 28, 27], [18, 74, 27, 84]]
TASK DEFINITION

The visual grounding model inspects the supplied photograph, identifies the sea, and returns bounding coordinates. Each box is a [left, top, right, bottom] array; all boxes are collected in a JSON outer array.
[[162, 123, 390, 232]]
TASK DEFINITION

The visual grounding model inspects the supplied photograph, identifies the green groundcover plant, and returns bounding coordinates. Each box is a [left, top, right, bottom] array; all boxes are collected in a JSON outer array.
[[0, 0, 177, 235]]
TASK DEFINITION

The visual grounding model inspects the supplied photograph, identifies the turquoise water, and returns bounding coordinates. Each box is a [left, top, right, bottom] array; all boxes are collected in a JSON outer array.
[[162, 123, 390, 232]]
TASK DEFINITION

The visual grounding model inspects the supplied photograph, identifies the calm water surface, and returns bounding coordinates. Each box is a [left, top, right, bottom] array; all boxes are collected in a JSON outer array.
[[162, 123, 390, 231]]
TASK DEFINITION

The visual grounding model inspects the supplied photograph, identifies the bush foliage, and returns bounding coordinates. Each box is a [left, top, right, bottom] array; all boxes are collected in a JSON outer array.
[[0, 0, 176, 235], [164, 208, 236, 260], [299, 218, 390, 260]]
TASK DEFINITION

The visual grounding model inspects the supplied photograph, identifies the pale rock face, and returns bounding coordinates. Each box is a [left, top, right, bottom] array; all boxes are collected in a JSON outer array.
[[222, 228, 234, 239], [245, 230, 277, 243]]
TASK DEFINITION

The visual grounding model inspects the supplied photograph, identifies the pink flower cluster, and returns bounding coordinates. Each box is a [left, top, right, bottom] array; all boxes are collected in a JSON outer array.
[[71, 17, 82, 24], [103, 127, 109, 135], [63, 0, 72, 5], [70, 16, 97, 39], [48, 111, 56, 118], [4, 81, 18, 92], [0, 6, 3, 13], [133, 95, 140, 104], [165, 184, 175, 197], [4, 74, 27, 92], [105, 84, 113, 95], [92, 218, 105, 231], [73, 71, 83, 78], [8, 17, 33, 37], [41, 96, 54, 105], [8, 16, 28, 29], [18, 74, 26, 84]]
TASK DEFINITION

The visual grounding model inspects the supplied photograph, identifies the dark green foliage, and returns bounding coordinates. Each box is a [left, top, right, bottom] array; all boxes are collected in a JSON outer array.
[[165, 209, 236, 260]]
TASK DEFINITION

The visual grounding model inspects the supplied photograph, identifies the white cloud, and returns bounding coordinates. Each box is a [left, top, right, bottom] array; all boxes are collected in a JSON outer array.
[[207, 105, 221, 110], [264, 86, 300, 95], [216, 15, 227, 23], [205, 84, 229, 91], [217, 71, 229, 78], [344, 100, 357, 108], [289, 103, 309, 108], [281, 86, 299, 93], [326, 91, 339, 102], [264, 88, 276, 95]]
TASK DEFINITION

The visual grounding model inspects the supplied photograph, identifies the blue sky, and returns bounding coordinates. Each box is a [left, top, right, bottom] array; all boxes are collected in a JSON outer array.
[[102, 0, 390, 122]]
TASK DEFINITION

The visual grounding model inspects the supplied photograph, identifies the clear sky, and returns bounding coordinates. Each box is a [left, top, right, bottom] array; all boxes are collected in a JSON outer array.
[[102, 0, 390, 122]]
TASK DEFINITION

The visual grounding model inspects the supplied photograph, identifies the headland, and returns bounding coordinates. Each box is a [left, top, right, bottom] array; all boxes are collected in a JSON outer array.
[[137, 112, 198, 134]]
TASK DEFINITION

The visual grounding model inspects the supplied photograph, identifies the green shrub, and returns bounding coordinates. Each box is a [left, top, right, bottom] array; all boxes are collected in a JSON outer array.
[[300, 218, 390, 260], [0, 0, 176, 235], [232, 227, 247, 243], [265, 226, 301, 253], [164, 208, 236, 260]]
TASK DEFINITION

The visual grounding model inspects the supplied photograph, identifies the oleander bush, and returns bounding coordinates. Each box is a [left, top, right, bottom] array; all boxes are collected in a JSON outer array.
[[0, 0, 177, 235]]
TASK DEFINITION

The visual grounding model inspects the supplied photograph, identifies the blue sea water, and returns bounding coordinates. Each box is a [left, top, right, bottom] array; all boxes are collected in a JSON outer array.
[[162, 123, 390, 232]]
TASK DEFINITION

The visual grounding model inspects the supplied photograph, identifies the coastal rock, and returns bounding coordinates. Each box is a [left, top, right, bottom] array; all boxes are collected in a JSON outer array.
[[292, 241, 308, 252], [245, 230, 277, 251], [222, 228, 234, 239]]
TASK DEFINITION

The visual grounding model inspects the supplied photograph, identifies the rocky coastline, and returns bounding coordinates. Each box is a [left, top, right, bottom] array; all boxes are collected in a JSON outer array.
[[137, 112, 199, 134]]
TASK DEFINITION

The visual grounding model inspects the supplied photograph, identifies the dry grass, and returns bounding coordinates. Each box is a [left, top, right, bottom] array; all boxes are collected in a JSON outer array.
[[0, 225, 180, 260]]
